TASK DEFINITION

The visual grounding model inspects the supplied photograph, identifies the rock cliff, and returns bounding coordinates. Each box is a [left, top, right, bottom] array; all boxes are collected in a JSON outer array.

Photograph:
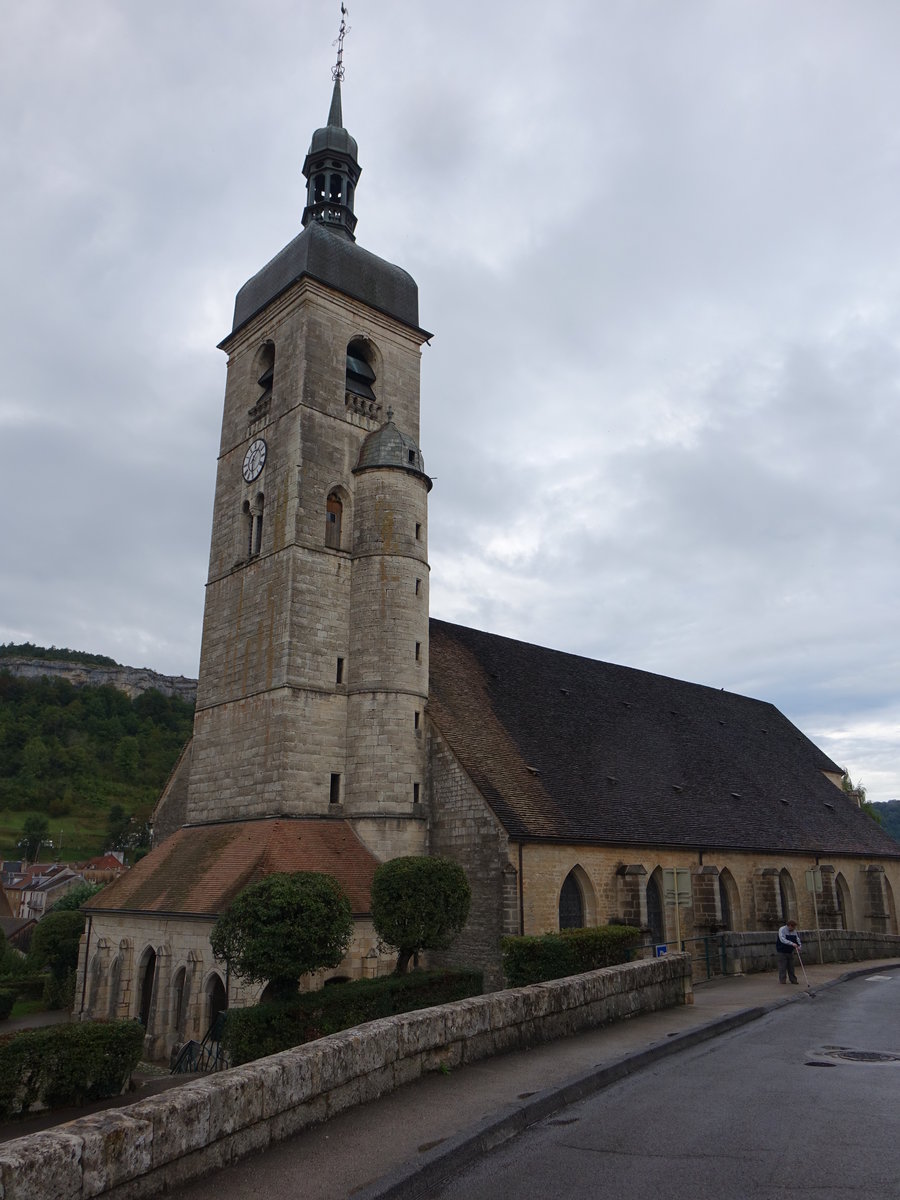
[[0, 656, 198, 703]]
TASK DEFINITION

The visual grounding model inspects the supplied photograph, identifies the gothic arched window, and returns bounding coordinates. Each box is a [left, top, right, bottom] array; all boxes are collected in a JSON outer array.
[[559, 871, 585, 930], [646, 874, 665, 944]]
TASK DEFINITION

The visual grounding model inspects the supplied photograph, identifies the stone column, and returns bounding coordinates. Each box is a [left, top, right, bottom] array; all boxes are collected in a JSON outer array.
[[615, 864, 647, 929], [692, 866, 722, 932], [817, 865, 840, 929], [861, 864, 890, 933], [752, 868, 781, 930]]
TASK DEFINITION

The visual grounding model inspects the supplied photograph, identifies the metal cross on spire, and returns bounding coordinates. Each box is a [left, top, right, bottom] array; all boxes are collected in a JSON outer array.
[[332, 4, 350, 82]]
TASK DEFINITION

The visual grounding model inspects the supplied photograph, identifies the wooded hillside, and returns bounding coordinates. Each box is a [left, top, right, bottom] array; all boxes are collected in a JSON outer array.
[[870, 800, 900, 845], [0, 647, 194, 860]]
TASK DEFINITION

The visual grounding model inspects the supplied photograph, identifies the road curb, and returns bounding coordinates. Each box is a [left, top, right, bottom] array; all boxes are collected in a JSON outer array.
[[355, 1005, 768, 1200], [357, 962, 900, 1200]]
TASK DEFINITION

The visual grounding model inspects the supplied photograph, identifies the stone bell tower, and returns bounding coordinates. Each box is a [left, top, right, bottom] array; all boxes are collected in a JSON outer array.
[[184, 56, 432, 860]]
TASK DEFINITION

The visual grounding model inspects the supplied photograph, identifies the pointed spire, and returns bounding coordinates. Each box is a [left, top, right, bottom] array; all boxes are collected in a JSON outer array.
[[301, 5, 360, 240], [327, 77, 343, 128]]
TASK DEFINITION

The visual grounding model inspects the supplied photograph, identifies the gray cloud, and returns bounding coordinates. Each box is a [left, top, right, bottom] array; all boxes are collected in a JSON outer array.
[[2, 1, 898, 800]]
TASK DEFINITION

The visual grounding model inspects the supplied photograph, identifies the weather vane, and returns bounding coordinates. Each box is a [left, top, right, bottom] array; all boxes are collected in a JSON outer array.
[[332, 4, 350, 82]]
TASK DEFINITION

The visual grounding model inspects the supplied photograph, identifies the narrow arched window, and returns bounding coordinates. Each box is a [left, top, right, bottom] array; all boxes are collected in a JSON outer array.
[[329, 173, 343, 203], [205, 975, 227, 1033], [172, 966, 188, 1034], [325, 492, 343, 549], [256, 342, 274, 401], [559, 871, 584, 929], [718, 875, 732, 930], [646, 876, 664, 944], [346, 338, 376, 401], [252, 493, 264, 556], [138, 947, 157, 1028]]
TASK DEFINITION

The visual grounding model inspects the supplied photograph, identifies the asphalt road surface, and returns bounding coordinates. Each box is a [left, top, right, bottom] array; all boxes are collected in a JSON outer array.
[[432, 973, 900, 1199]]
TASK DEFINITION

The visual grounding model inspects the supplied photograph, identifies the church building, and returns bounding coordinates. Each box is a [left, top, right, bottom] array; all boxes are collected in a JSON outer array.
[[77, 54, 900, 1061]]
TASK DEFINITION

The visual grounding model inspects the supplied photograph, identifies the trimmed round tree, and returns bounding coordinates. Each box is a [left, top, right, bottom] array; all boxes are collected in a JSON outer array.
[[210, 872, 353, 1001], [371, 856, 471, 975]]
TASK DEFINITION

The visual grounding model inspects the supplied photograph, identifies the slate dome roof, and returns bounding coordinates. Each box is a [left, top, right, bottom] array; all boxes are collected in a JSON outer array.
[[354, 417, 432, 490], [308, 120, 359, 162]]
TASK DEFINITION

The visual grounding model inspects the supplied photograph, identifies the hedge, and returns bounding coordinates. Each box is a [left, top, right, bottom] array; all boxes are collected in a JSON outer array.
[[7, 975, 49, 1001], [224, 968, 483, 1066], [501, 925, 641, 987], [0, 974, 49, 1018], [0, 1020, 144, 1117]]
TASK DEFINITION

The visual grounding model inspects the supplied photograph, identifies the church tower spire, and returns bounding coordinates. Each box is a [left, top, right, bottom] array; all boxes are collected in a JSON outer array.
[[302, 5, 360, 240]]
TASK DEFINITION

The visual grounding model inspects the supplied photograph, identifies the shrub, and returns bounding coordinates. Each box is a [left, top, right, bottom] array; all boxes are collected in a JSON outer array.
[[48, 881, 105, 912], [211, 872, 353, 1001], [0, 1020, 144, 1117], [502, 925, 641, 987], [43, 971, 76, 1012], [28, 910, 85, 981], [223, 968, 483, 1066], [0, 975, 47, 1000], [371, 856, 471, 974], [0, 991, 15, 1020]]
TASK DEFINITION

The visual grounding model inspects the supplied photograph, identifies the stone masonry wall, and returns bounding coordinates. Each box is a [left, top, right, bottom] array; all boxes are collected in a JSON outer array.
[[426, 729, 516, 991], [0, 956, 692, 1200], [719, 928, 900, 975]]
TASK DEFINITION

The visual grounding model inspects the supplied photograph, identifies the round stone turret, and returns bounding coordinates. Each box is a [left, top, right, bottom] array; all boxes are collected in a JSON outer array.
[[354, 415, 432, 490]]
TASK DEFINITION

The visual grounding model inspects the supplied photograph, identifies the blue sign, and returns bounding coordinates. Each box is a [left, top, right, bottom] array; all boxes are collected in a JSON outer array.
[[655, 944, 668, 957]]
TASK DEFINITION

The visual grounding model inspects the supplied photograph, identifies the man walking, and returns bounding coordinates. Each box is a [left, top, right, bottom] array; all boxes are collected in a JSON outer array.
[[776, 918, 802, 984]]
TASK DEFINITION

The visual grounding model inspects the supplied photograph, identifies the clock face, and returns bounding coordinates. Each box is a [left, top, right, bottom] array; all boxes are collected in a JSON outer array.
[[242, 438, 267, 483]]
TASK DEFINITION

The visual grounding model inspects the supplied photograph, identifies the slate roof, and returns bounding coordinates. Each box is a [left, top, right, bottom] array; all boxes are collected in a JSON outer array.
[[84, 818, 379, 918], [428, 619, 900, 859], [226, 221, 422, 339]]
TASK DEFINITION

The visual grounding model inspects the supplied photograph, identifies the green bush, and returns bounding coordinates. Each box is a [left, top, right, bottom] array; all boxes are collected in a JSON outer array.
[[0, 991, 15, 1020], [223, 968, 483, 1066], [371, 856, 471, 975], [501, 925, 641, 987], [0, 1020, 144, 1117], [5, 975, 47, 1001], [211, 872, 353, 1001], [28, 911, 85, 981], [43, 970, 76, 1012]]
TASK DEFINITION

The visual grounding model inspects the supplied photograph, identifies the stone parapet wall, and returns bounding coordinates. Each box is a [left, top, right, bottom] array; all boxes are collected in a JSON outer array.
[[0, 956, 691, 1200], [721, 929, 900, 975]]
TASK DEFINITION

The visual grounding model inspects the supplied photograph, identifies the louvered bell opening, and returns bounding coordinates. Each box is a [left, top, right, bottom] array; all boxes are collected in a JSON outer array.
[[346, 353, 376, 401], [257, 365, 274, 394]]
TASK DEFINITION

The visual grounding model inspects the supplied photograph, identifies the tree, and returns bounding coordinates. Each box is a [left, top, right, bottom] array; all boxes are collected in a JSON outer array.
[[49, 881, 105, 912], [105, 804, 130, 849], [18, 813, 49, 861], [28, 910, 85, 980], [210, 872, 353, 1001], [371, 856, 471, 975]]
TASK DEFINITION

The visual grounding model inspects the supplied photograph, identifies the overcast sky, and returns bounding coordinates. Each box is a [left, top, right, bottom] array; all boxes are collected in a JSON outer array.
[[2, 1, 899, 802]]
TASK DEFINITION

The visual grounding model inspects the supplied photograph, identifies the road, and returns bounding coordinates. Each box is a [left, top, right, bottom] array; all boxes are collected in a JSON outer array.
[[432, 972, 900, 1199]]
